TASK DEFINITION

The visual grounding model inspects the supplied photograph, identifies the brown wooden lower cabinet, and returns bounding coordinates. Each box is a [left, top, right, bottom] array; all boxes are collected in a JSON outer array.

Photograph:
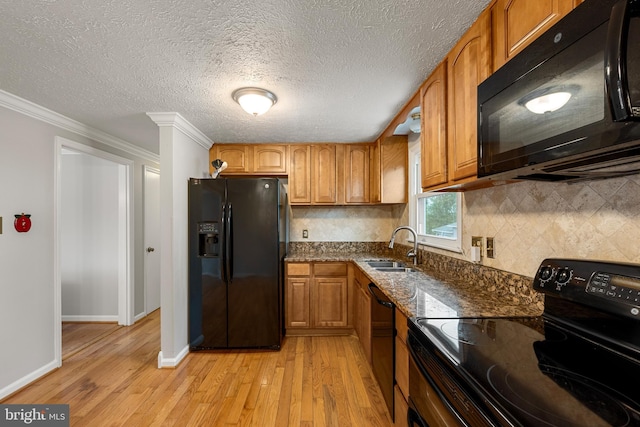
[[395, 310, 410, 424], [285, 261, 351, 335], [394, 385, 409, 426], [286, 261, 411, 423], [354, 266, 372, 363]]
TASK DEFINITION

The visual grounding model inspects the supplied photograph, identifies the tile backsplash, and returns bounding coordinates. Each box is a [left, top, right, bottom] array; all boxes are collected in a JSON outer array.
[[290, 204, 405, 242], [456, 175, 640, 277], [289, 174, 640, 280]]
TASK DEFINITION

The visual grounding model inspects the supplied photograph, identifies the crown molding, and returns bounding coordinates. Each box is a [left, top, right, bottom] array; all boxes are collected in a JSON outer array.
[[0, 89, 160, 163], [146, 112, 213, 150]]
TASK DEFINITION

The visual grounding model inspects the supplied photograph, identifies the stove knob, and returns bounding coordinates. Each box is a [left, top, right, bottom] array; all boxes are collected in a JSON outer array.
[[557, 268, 572, 284], [539, 266, 553, 281]]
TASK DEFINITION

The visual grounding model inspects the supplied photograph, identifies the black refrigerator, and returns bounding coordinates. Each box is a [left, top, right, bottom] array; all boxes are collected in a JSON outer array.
[[188, 177, 288, 350]]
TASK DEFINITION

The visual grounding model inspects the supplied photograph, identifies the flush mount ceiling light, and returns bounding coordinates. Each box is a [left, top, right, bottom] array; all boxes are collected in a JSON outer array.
[[232, 87, 278, 116], [519, 85, 578, 114]]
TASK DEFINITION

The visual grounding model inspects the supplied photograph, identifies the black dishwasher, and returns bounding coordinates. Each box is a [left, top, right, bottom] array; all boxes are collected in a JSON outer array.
[[368, 283, 395, 420]]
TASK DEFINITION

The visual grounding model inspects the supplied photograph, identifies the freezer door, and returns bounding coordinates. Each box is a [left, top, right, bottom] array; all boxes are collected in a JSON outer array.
[[226, 178, 281, 348], [188, 178, 228, 348]]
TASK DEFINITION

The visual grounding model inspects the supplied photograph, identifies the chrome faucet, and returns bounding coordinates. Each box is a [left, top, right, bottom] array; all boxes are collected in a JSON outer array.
[[389, 226, 419, 265]]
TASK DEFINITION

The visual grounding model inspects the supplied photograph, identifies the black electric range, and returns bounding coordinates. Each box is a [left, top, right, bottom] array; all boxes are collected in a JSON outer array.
[[408, 259, 640, 426]]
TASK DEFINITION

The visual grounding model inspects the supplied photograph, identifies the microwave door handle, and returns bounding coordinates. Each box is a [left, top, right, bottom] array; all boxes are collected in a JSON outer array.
[[606, 0, 636, 121]]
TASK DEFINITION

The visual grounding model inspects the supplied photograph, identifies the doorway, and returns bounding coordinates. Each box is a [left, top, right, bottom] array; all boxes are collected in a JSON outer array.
[[144, 166, 161, 315], [54, 137, 133, 365]]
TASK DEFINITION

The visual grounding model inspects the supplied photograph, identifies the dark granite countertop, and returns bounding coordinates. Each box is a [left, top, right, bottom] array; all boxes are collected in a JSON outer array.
[[286, 250, 543, 319]]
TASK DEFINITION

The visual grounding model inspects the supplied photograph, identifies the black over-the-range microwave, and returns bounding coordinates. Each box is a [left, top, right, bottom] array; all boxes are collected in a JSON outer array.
[[478, 0, 640, 182]]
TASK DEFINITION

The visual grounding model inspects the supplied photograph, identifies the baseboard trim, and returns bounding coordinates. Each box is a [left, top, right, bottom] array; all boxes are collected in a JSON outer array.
[[62, 315, 119, 322], [157, 345, 189, 369], [0, 359, 59, 400]]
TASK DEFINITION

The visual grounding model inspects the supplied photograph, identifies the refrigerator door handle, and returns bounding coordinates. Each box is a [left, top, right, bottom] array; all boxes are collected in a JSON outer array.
[[226, 203, 233, 283], [221, 204, 228, 284]]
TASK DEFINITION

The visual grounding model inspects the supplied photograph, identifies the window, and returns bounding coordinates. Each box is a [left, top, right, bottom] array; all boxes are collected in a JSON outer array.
[[409, 143, 462, 252]]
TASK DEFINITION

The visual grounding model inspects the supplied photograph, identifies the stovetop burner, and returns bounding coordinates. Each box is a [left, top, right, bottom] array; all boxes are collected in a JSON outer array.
[[487, 362, 632, 426], [411, 316, 640, 426], [408, 259, 640, 426]]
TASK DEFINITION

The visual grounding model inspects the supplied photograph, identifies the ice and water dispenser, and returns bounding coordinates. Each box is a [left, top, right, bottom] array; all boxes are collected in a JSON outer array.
[[197, 222, 220, 257]]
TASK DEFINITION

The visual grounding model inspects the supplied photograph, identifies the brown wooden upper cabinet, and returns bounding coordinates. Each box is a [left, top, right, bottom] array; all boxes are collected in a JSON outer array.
[[311, 144, 338, 204], [288, 145, 312, 204], [211, 144, 251, 174], [344, 144, 371, 204], [446, 8, 492, 185], [210, 144, 289, 176], [492, 0, 582, 71], [420, 61, 448, 190], [375, 136, 408, 204]]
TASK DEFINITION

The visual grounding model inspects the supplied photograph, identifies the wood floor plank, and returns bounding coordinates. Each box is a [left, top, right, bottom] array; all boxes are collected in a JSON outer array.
[[2, 311, 392, 426]]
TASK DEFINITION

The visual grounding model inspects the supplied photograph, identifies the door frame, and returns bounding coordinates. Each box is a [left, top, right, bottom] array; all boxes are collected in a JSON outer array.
[[53, 136, 134, 365], [143, 165, 160, 315]]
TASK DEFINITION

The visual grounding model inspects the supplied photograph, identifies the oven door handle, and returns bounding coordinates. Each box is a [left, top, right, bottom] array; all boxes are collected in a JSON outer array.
[[368, 283, 395, 308]]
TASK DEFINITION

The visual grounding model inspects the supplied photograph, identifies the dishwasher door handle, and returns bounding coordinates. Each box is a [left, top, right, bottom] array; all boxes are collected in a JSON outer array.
[[368, 283, 395, 308]]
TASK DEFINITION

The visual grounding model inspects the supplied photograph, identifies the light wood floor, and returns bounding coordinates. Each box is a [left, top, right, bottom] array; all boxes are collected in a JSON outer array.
[[3, 310, 392, 426], [62, 321, 121, 360]]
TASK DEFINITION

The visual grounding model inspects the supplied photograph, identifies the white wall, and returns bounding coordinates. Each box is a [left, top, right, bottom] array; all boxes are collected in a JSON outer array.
[[147, 113, 211, 368], [61, 151, 119, 319], [0, 93, 159, 399]]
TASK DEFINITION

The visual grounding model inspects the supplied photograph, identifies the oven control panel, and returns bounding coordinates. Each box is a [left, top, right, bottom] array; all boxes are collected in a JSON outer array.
[[534, 258, 640, 318]]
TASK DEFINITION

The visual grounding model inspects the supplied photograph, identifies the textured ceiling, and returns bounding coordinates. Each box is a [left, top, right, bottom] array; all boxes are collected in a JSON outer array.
[[0, 0, 490, 154]]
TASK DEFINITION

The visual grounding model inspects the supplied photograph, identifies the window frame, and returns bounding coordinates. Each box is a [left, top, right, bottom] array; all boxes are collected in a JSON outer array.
[[409, 144, 463, 253]]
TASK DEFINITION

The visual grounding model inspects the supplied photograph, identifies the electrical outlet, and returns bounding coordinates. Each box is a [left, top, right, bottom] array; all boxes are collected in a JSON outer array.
[[471, 236, 483, 254], [302, 229, 309, 239], [486, 237, 495, 258]]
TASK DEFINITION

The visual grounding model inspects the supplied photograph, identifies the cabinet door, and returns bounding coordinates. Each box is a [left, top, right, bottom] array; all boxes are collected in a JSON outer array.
[[370, 140, 381, 203], [213, 145, 251, 173], [493, 0, 574, 70], [311, 145, 337, 204], [345, 144, 371, 204], [253, 145, 289, 174], [313, 277, 348, 327], [395, 309, 410, 400], [286, 277, 310, 328], [421, 61, 448, 189], [359, 284, 372, 363], [380, 136, 408, 203], [447, 9, 491, 182], [394, 386, 409, 427], [289, 145, 311, 204]]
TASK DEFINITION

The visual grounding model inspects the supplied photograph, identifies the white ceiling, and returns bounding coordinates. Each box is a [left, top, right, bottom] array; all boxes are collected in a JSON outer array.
[[0, 0, 490, 154]]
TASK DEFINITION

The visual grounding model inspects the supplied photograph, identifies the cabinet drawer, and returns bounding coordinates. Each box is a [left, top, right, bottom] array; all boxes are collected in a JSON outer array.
[[396, 310, 408, 344], [395, 335, 409, 399], [313, 262, 348, 276], [287, 263, 311, 276]]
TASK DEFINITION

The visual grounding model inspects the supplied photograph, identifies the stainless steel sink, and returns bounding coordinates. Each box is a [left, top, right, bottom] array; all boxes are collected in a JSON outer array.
[[366, 260, 407, 268], [374, 266, 416, 273]]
